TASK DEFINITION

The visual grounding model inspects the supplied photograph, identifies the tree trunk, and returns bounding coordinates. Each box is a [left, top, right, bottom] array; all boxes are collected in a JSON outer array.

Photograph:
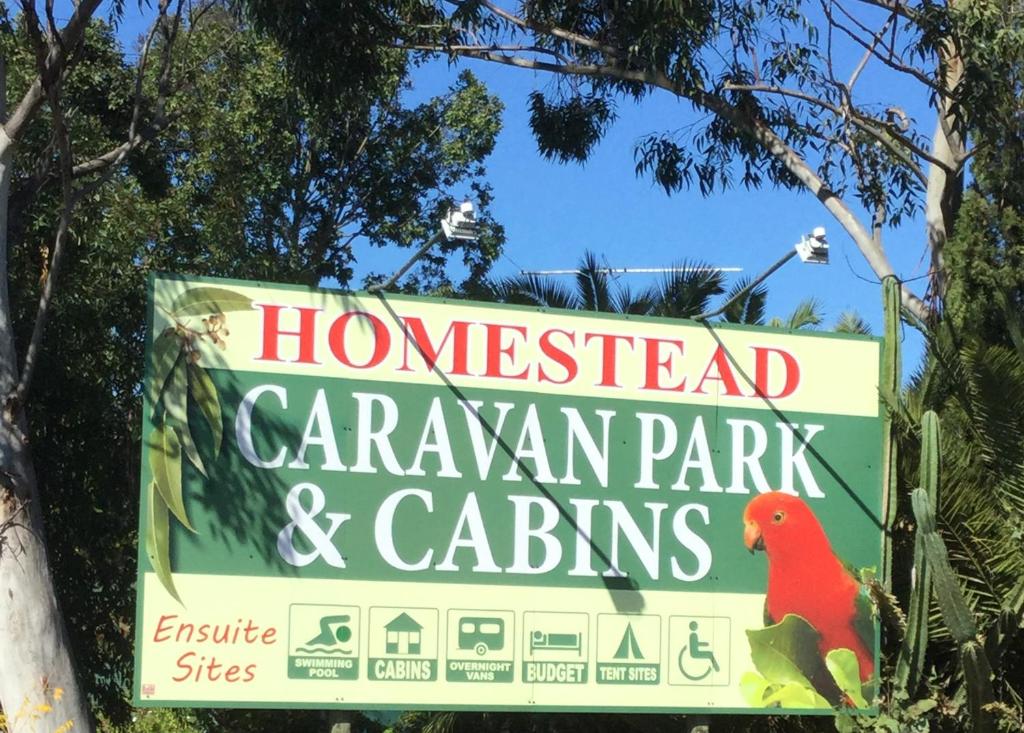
[[0, 417, 93, 733], [0, 116, 92, 733]]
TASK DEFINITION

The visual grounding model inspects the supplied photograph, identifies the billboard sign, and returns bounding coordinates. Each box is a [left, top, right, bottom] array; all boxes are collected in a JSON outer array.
[[134, 274, 883, 713]]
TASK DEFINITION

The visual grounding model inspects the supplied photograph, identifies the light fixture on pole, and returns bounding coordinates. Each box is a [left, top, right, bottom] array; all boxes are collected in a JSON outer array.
[[368, 201, 479, 293], [795, 227, 829, 265], [441, 200, 478, 241], [695, 227, 829, 321]]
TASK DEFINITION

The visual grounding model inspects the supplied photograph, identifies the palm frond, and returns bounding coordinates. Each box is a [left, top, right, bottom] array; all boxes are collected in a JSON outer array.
[[576, 250, 613, 312], [720, 276, 767, 324], [488, 274, 579, 309], [649, 260, 725, 318], [784, 298, 824, 330], [613, 283, 654, 315], [834, 310, 872, 335]]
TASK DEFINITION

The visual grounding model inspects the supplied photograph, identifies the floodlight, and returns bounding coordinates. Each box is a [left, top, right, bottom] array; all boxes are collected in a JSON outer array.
[[695, 227, 830, 320], [368, 200, 480, 293], [441, 200, 479, 241], [795, 227, 829, 265]]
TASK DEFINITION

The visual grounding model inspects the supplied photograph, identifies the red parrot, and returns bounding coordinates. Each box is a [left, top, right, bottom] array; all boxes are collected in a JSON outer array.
[[743, 491, 875, 686]]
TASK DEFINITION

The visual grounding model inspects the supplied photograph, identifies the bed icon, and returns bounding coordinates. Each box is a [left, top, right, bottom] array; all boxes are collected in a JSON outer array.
[[530, 629, 582, 655]]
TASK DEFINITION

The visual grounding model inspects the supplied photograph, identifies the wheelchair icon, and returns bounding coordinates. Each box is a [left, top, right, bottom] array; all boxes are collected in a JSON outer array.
[[676, 622, 720, 681]]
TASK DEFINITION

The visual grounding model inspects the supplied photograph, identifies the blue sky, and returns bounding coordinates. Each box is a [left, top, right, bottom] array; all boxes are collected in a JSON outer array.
[[390, 54, 930, 370]]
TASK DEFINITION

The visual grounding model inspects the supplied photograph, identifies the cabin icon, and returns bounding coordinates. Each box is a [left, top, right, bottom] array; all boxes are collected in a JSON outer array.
[[384, 612, 423, 654]]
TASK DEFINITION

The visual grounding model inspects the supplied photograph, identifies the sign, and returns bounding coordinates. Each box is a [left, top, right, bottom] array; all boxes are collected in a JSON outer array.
[[134, 274, 883, 713]]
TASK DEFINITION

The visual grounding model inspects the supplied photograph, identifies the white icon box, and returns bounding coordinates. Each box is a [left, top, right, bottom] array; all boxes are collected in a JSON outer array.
[[667, 615, 730, 686]]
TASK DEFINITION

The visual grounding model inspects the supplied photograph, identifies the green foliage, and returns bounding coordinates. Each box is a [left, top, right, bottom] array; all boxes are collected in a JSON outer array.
[[99, 708, 205, 733], [742, 614, 877, 711], [480, 250, 753, 319], [720, 277, 768, 325], [97, 708, 388, 733], [134, 10, 504, 290], [834, 312, 872, 336], [2, 6, 504, 726], [529, 92, 615, 163]]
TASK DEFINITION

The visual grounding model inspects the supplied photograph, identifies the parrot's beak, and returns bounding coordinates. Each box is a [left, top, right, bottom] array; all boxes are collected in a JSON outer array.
[[744, 520, 765, 554]]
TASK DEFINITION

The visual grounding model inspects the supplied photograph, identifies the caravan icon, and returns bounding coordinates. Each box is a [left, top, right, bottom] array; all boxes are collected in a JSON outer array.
[[458, 617, 505, 655]]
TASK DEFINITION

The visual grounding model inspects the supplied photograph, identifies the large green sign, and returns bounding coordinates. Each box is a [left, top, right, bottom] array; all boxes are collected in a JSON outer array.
[[134, 274, 883, 713]]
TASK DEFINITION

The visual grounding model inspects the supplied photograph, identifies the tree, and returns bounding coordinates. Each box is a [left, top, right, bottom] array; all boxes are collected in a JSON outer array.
[[475, 250, 729, 315], [249, 0, 1024, 324], [139, 9, 504, 291], [0, 4, 193, 728], [0, 5, 504, 730], [882, 33, 1024, 726], [475, 250, 842, 333]]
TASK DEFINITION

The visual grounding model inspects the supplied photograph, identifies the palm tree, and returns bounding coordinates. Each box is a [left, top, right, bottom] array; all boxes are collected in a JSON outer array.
[[766, 298, 824, 330], [481, 250, 739, 320]]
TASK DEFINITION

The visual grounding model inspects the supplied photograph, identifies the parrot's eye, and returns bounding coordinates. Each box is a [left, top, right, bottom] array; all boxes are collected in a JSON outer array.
[[772, 510, 786, 524]]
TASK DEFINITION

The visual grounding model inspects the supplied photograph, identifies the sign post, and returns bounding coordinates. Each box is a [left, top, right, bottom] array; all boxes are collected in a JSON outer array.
[[134, 274, 883, 713]]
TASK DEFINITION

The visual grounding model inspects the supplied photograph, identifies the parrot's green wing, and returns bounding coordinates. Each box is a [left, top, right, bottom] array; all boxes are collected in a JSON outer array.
[[841, 561, 879, 660]]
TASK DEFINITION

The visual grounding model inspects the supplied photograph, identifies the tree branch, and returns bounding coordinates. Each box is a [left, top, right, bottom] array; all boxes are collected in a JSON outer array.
[[722, 82, 933, 184], [10, 60, 75, 408], [850, 0, 916, 20], [823, 0, 949, 98], [450, 47, 930, 319], [11, 0, 186, 406], [478, 0, 618, 57], [2, 0, 104, 147], [846, 10, 896, 92]]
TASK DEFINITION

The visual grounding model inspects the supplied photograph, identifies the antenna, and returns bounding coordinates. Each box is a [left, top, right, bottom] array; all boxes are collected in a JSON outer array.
[[520, 266, 743, 276]]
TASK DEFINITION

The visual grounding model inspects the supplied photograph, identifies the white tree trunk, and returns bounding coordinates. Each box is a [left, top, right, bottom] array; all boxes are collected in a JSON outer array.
[[0, 128, 93, 733]]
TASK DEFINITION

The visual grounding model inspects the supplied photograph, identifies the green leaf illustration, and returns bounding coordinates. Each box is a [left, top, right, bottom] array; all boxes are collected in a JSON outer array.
[[739, 670, 773, 706], [145, 482, 181, 603], [170, 287, 253, 317], [745, 614, 835, 708], [163, 360, 206, 477], [188, 362, 223, 459], [825, 648, 869, 707], [762, 681, 830, 709], [747, 614, 827, 688], [147, 329, 181, 418], [149, 422, 195, 532]]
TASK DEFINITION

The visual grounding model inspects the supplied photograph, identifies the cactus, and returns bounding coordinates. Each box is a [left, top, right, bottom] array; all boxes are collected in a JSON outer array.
[[879, 276, 901, 591], [907, 411, 995, 732], [893, 411, 937, 697]]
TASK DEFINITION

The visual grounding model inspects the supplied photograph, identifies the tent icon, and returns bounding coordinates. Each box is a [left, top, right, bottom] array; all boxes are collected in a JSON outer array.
[[613, 623, 644, 660]]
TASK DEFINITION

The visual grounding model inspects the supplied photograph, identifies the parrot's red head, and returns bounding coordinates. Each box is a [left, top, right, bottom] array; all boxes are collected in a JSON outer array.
[[743, 491, 832, 560]]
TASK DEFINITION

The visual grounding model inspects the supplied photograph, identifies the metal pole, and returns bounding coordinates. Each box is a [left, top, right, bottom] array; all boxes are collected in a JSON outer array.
[[367, 230, 445, 294], [693, 248, 798, 321]]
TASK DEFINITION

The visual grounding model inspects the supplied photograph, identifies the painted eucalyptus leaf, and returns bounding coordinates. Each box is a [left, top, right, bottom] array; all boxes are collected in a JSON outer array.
[[170, 287, 253, 317], [188, 362, 223, 459], [148, 422, 194, 532], [147, 329, 181, 418], [163, 360, 206, 477], [825, 648, 869, 707], [145, 482, 181, 604]]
